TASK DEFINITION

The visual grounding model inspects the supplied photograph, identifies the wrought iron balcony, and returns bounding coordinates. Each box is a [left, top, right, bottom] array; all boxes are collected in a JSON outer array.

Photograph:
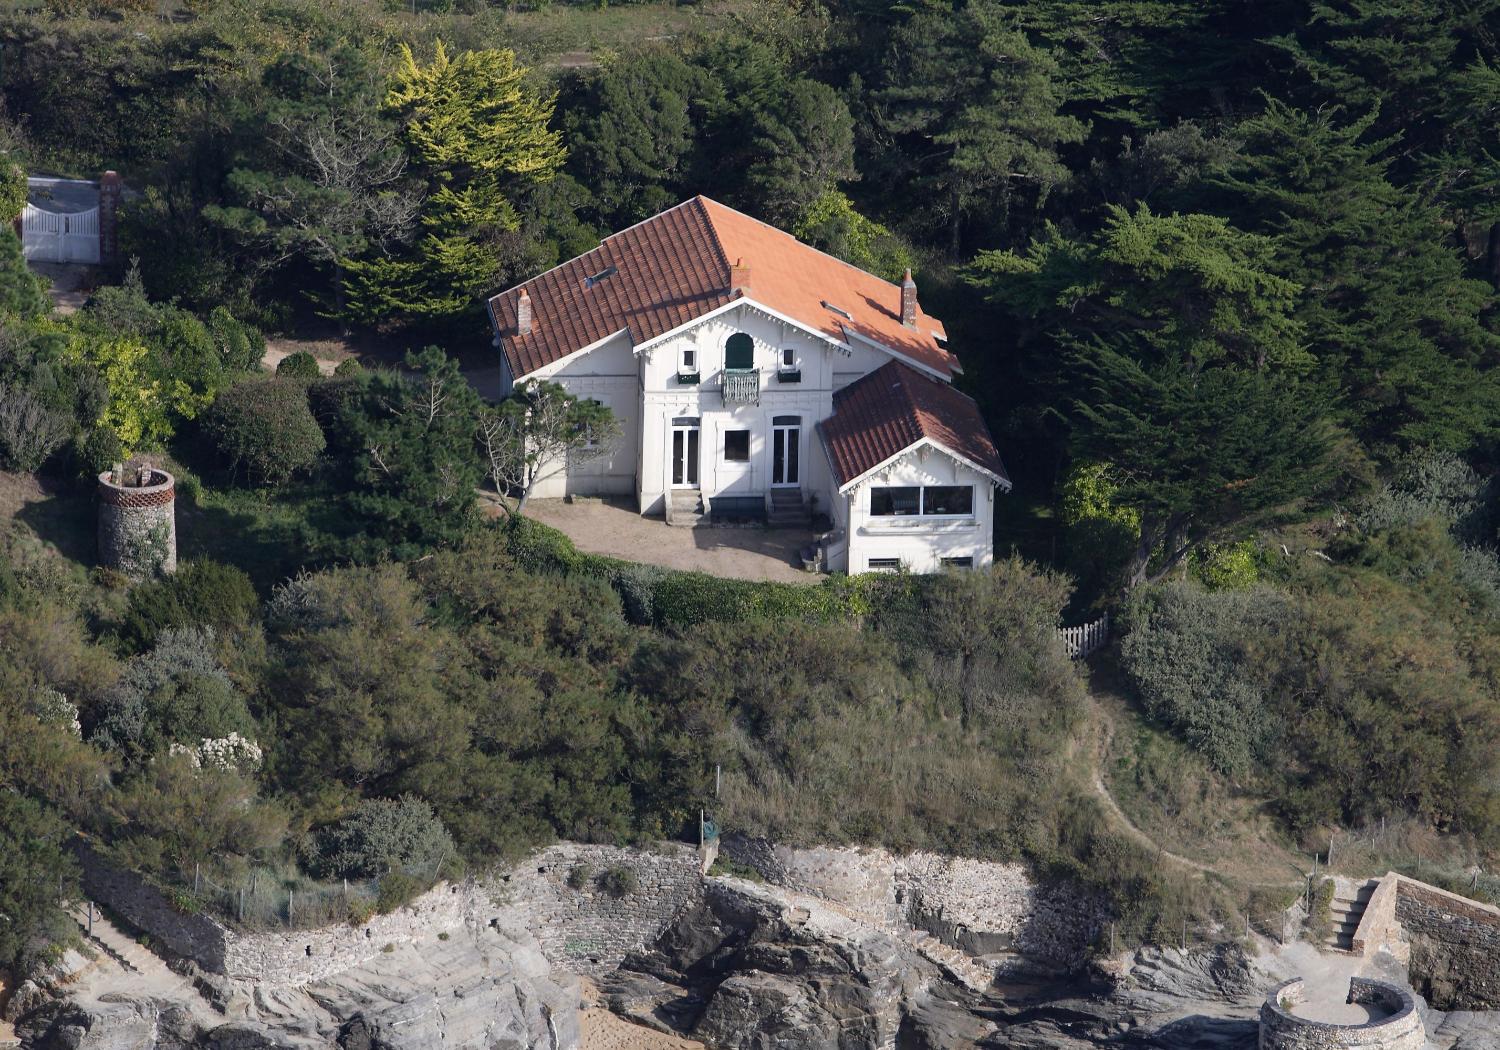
[[722, 368, 760, 406]]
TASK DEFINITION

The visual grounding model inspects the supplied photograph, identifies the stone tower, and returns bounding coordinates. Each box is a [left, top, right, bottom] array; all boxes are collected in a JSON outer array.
[[97, 463, 177, 578]]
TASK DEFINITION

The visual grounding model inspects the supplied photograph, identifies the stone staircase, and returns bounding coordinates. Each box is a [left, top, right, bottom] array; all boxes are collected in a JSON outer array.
[[1327, 878, 1381, 952], [67, 902, 170, 977], [898, 927, 997, 992], [667, 491, 705, 528], [767, 489, 811, 529]]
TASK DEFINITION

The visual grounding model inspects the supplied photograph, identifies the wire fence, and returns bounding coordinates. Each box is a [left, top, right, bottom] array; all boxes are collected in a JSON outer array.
[[154, 861, 421, 931], [1093, 906, 1301, 957]]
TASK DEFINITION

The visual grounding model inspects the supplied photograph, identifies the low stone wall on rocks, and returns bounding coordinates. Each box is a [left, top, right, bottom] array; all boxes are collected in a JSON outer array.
[[1258, 977, 1424, 1050], [222, 881, 475, 985], [489, 842, 704, 978], [719, 836, 1101, 970]]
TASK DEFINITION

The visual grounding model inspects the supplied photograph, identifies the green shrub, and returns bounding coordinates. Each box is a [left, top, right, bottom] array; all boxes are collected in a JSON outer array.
[[333, 358, 364, 377], [119, 559, 258, 651], [307, 796, 455, 881], [201, 377, 325, 487], [375, 873, 423, 915], [597, 866, 638, 898], [275, 351, 321, 381], [206, 306, 266, 374], [77, 425, 124, 477], [1120, 583, 1288, 775], [1190, 540, 1261, 590], [565, 863, 593, 890]]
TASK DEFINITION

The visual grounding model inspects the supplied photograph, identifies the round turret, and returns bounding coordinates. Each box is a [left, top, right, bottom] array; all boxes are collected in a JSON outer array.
[[97, 463, 177, 578]]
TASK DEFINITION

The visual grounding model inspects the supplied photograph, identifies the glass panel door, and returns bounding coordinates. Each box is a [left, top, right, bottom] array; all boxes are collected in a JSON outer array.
[[671, 427, 699, 487], [771, 426, 800, 486]]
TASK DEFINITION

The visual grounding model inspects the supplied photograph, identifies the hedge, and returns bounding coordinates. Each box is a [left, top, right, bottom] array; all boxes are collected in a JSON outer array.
[[498, 515, 888, 628]]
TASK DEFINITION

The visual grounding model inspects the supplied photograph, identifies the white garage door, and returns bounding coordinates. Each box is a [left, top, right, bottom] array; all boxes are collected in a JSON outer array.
[[21, 204, 100, 264]]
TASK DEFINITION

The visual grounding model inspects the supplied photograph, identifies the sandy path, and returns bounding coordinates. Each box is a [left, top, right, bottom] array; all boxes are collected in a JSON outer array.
[[578, 978, 704, 1050]]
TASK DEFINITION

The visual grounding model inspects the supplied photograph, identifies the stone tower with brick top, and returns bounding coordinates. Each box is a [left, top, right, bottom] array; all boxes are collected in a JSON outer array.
[[97, 463, 177, 578]]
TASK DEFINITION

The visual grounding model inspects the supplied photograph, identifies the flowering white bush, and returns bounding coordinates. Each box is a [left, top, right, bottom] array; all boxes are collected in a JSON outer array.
[[168, 732, 264, 772], [28, 686, 81, 736]]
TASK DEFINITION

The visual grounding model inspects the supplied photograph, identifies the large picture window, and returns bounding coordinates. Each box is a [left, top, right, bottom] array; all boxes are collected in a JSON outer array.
[[869, 484, 974, 517]]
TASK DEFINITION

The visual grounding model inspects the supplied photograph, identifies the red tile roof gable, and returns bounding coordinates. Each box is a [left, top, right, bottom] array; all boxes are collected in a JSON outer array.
[[819, 361, 1009, 489], [488, 196, 956, 380]]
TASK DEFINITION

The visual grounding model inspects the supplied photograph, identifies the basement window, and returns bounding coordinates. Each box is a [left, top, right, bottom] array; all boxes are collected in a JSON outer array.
[[941, 557, 974, 569], [867, 558, 901, 572]]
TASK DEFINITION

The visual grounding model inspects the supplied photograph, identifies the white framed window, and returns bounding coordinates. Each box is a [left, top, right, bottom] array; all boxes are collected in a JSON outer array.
[[724, 430, 750, 462], [679, 347, 698, 374], [867, 557, 901, 572], [780, 346, 796, 370], [869, 484, 974, 518]]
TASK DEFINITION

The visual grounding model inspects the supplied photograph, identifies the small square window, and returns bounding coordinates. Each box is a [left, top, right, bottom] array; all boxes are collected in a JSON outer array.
[[724, 430, 750, 462], [780, 347, 796, 369], [867, 558, 901, 571], [681, 348, 697, 371]]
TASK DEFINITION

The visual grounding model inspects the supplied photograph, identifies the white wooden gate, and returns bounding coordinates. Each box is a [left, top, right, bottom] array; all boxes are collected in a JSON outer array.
[[1058, 612, 1111, 659], [21, 204, 101, 264]]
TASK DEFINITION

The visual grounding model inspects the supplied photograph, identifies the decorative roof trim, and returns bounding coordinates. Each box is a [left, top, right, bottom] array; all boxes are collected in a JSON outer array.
[[833, 436, 1012, 495], [630, 298, 853, 358]]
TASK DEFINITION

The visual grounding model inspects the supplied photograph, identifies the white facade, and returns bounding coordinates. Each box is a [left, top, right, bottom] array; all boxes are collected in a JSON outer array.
[[508, 300, 1002, 574]]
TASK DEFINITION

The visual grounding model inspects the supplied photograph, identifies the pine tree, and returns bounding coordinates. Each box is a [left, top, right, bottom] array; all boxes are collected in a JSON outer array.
[[1215, 99, 1500, 455], [341, 42, 565, 326], [873, 0, 1087, 253]]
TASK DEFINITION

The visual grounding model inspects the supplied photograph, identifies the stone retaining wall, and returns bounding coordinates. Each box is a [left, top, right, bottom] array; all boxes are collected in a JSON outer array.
[[720, 836, 1100, 969], [1348, 871, 1500, 1009], [222, 881, 475, 985], [76, 844, 229, 971], [1258, 977, 1424, 1050], [489, 842, 704, 978], [1392, 877, 1500, 1010]]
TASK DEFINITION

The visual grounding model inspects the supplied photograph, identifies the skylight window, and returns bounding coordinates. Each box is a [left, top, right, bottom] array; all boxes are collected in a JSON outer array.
[[584, 265, 618, 289], [821, 300, 851, 319]]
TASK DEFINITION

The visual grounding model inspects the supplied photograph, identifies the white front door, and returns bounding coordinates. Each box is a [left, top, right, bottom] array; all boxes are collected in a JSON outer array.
[[670, 425, 700, 488], [771, 420, 800, 487]]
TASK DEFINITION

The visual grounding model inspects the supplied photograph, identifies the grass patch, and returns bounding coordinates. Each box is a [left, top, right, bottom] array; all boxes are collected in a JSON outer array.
[[504, 0, 744, 67]]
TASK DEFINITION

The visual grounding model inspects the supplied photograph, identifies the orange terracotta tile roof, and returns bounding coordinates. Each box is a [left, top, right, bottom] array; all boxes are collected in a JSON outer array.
[[818, 361, 1009, 489], [487, 196, 956, 380]]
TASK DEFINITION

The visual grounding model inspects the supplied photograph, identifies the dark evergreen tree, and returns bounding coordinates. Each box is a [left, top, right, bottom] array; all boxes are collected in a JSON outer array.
[[969, 205, 1334, 586], [1216, 100, 1500, 454]]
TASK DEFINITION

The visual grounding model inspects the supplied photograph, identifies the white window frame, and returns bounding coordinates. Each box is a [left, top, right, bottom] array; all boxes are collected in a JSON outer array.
[[679, 346, 698, 375], [867, 484, 976, 520], [866, 557, 902, 572], [779, 346, 797, 371]]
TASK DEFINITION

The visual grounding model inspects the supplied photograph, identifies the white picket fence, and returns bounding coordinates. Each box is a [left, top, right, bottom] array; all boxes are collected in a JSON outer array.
[[1058, 612, 1110, 659]]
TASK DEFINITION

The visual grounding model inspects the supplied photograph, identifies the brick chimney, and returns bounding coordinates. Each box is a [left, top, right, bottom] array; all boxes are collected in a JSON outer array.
[[729, 258, 752, 297], [515, 287, 532, 336], [99, 170, 122, 267], [900, 268, 918, 328]]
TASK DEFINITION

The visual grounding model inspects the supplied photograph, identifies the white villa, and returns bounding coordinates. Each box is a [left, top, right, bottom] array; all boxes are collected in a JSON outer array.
[[487, 196, 1010, 574]]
